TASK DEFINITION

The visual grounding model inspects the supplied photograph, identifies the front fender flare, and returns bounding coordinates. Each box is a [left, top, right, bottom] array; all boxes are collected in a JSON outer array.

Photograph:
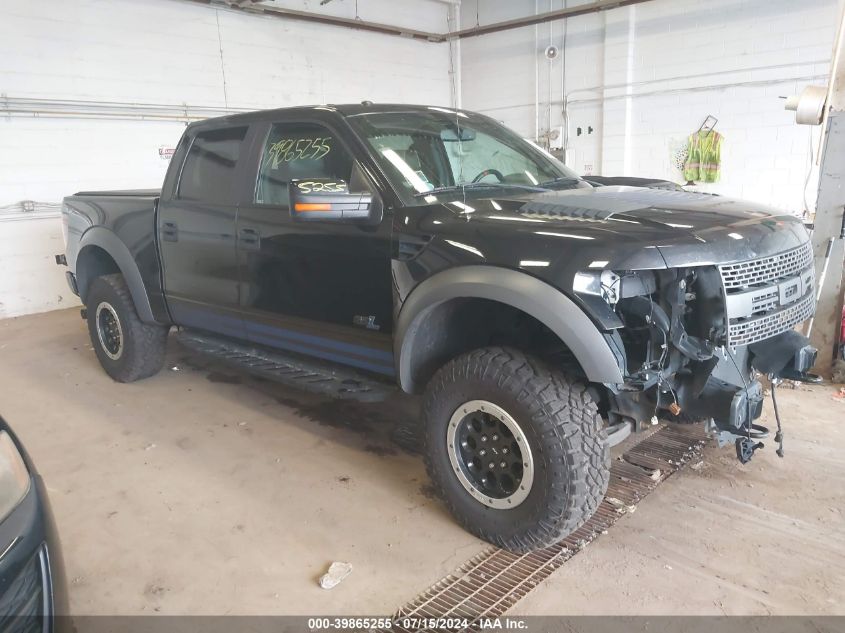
[[395, 265, 625, 392], [77, 226, 156, 323]]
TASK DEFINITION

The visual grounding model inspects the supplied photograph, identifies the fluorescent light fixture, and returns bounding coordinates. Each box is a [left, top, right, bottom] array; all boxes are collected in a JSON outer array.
[[588, 260, 610, 268], [535, 231, 594, 240], [381, 148, 431, 193], [450, 201, 475, 213], [490, 200, 502, 211], [445, 239, 484, 257], [519, 260, 550, 267], [728, 232, 743, 240]]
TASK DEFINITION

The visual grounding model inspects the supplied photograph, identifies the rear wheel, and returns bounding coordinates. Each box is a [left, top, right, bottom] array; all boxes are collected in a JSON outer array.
[[86, 274, 168, 382], [422, 347, 609, 553]]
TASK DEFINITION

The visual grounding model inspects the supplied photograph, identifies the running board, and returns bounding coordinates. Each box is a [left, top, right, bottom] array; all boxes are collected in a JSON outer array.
[[175, 330, 396, 402]]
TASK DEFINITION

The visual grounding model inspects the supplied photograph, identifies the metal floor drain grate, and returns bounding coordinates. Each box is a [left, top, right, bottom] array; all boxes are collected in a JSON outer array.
[[390, 424, 706, 632]]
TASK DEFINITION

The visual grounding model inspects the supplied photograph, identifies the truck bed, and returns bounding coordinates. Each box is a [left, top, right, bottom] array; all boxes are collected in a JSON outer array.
[[72, 189, 161, 197], [62, 187, 168, 323]]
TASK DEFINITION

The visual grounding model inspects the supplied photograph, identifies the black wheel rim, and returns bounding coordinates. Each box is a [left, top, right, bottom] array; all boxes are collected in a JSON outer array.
[[95, 302, 123, 360], [447, 400, 534, 509]]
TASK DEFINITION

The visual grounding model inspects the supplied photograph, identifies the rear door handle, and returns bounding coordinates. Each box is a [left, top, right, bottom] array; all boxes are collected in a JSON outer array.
[[239, 227, 260, 248], [162, 221, 178, 242]]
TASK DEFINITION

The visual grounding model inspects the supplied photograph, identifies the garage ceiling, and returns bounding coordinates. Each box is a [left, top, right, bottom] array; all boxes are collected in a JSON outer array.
[[189, 0, 658, 41]]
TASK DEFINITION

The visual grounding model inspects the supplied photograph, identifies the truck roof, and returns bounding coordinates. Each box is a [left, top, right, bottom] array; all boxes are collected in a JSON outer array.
[[188, 103, 469, 129]]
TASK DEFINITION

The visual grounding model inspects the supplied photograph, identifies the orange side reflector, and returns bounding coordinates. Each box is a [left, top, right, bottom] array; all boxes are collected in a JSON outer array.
[[295, 203, 332, 212]]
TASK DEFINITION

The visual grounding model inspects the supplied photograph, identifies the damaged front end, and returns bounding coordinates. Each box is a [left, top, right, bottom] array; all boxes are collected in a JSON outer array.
[[582, 241, 819, 463]]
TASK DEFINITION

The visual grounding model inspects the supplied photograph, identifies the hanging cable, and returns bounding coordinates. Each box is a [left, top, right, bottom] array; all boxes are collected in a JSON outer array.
[[770, 377, 785, 458]]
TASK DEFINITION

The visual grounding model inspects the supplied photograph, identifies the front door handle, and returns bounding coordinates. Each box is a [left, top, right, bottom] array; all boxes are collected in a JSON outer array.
[[239, 227, 260, 248], [162, 221, 178, 242]]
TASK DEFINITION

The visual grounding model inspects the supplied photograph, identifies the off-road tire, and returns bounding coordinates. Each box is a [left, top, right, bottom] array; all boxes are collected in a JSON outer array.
[[422, 347, 610, 553], [86, 274, 168, 382]]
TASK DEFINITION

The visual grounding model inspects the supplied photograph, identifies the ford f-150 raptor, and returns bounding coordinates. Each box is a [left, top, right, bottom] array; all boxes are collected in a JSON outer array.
[[58, 104, 820, 553]]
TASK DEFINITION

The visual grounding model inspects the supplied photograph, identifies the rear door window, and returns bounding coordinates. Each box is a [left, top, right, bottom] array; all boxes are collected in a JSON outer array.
[[178, 126, 248, 204]]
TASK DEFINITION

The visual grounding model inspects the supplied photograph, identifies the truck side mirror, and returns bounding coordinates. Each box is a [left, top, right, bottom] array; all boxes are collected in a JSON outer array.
[[290, 179, 380, 223]]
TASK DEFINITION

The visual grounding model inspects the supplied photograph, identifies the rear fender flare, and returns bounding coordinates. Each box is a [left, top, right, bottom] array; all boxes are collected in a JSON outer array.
[[395, 265, 625, 392], [77, 227, 156, 323]]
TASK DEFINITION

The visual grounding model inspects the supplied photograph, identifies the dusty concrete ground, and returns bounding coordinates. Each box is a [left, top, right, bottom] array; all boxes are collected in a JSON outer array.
[[1, 308, 843, 615]]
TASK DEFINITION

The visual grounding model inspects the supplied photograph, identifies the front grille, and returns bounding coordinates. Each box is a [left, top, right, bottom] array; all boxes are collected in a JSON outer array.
[[727, 290, 815, 347], [750, 289, 779, 314], [719, 241, 816, 347], [0, 547, 48, 633], [720, 242, 813, 291]]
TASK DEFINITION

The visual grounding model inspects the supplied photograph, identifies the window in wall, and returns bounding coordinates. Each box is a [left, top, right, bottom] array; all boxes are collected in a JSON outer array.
[[255, 123, 354, 206], [178, 126, 248, 204]]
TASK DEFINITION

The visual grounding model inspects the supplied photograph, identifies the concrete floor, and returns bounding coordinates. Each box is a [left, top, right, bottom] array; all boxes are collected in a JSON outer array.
[[1, 308, 844, 615]]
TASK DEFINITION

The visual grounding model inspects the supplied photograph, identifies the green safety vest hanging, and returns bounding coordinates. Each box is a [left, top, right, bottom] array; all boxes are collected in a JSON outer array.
[[683, 130, 723, 184]]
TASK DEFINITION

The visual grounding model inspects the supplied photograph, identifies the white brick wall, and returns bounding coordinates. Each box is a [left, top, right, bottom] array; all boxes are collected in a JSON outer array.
[[460, 0, 839, 214], [4, 0, 842, 318], [0, 0, 452, 317], [0, 217, 73, 320], [0, 0, 450, 106]]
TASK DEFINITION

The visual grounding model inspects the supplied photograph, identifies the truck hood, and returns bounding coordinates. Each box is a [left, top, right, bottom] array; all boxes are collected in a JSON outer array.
[[428, 185, 810, 270]]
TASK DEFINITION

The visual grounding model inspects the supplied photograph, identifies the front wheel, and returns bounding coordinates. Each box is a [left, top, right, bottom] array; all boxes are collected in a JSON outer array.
[[86, 274, 168, 382], [422, 347, 609, 553]]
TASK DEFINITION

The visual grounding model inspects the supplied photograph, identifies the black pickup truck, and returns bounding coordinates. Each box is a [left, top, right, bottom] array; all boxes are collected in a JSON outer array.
[[59, 104, 819, 552]]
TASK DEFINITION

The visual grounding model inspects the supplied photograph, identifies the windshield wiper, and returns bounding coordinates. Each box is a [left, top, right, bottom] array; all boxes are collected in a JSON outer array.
[[413, 182, 545, 197]]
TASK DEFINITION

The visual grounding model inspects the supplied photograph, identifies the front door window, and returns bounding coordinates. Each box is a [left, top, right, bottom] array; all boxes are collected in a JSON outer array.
[[254, 123, 355, 206]]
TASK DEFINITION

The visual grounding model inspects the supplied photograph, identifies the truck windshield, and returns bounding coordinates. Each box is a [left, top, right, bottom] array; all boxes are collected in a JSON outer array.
[[345, 108, 587, 206]]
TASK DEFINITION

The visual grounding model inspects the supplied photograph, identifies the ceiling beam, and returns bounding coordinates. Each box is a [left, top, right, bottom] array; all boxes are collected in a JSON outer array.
[[449, 0, 655, 39], [191, 0, 444, 41], [186, 0, 655, 42]]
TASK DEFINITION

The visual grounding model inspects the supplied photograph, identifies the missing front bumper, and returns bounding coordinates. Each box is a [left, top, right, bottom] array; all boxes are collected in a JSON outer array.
[[749, 330, 819, 382]]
